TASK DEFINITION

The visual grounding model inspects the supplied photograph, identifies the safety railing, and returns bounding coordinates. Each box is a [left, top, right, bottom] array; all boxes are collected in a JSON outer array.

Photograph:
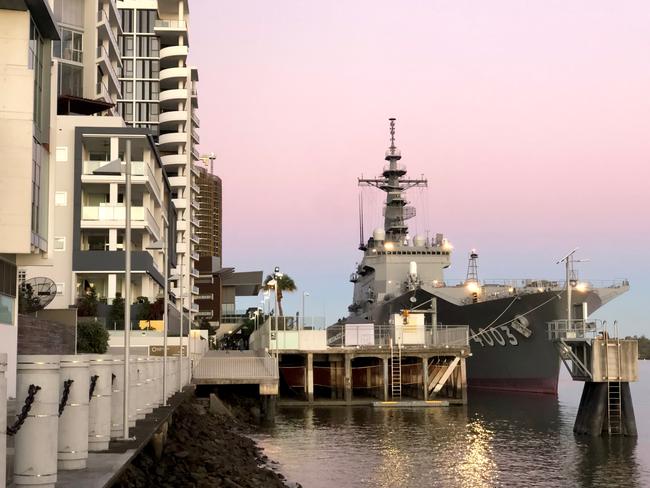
[[547, 319, 600, 341], [327, 323, 469, 349], [193, 356, 278, 381], [154, 19, 187, 30]]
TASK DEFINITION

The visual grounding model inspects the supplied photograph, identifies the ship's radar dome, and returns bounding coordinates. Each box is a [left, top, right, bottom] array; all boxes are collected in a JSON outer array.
[[373, 228, 386, 241], [413, 235, 426, 247]]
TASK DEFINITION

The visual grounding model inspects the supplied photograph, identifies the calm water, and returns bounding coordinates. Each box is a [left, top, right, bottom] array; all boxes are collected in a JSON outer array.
[[254, 361, 650, 488]]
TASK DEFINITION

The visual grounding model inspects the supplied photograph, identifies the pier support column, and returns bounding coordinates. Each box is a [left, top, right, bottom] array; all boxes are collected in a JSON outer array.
[[382, 357, 389, 401], [460, 358, 467, 405], [306, 353, 314, 403], [344, 355, 352, 403], [422, 357, 429, 401], [330, 361, 337, 399]]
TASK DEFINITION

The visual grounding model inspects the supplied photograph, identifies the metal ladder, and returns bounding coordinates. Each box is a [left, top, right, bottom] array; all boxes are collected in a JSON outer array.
[[607, 380, 622, 434], [606, 324, 623, 435], [390, 341, 402, 399]]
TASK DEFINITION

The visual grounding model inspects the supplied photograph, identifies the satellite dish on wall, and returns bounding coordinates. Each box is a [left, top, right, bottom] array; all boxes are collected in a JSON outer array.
[[21, 277, 57, 311]]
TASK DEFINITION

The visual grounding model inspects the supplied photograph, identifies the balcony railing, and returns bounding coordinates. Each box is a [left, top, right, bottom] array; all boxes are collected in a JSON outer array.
[[97, 9, 121, 58], [154, 19, 187, 30], [83, 160, 161, 203], [95, 81, 110, 102], [81, 204, 160, 237]]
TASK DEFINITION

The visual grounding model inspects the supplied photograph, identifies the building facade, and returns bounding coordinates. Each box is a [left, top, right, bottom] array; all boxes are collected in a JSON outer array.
[[118, 0, 200, 323], [196, 165, 222, 259], [0, 0, 60, 394]]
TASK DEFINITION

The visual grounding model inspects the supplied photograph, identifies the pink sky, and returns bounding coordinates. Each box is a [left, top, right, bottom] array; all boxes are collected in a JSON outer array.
[[190, 1, 650, 333]]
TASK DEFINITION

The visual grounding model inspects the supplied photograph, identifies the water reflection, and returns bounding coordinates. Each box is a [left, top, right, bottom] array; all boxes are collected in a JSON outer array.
[[255, 368, 650, 488]]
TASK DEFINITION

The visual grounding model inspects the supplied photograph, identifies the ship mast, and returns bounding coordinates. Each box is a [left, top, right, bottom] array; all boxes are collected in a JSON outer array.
[[358, 118, 427, 243]]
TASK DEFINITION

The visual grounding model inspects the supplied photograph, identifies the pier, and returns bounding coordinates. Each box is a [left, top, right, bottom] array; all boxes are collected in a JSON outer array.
[[249, 318, 470, 406]]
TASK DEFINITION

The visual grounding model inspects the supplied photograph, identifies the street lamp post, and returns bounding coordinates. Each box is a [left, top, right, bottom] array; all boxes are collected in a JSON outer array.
[[301, 291, 310, 330]]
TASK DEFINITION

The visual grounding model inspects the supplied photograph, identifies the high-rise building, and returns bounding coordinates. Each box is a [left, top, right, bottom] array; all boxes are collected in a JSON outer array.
[[118, 0, 200, 322], [52, 0, 123, 114], [196, 165, 222, 259], [0, 0, 60, 394]]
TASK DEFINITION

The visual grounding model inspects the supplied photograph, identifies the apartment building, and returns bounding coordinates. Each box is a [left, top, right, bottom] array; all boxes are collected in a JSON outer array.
[[118, 0, 200, 323], [52, 0, 123, 113], [196, 165, 222, 259], [0, 0, 59, 394], [21, 120, 177, 314]]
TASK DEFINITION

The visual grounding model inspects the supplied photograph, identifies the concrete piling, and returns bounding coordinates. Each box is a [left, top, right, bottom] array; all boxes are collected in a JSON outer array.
[[57, 355, 90, 470], [14, 355, 60, 488], [88, 354, 112, 451]]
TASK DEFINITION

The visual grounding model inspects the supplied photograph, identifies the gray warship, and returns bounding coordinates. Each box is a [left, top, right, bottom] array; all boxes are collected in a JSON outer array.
[[345, 118, 629, 394]]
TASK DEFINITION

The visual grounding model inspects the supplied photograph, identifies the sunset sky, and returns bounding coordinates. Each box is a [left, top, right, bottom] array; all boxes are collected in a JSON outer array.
[[190, 1, 650, 335]]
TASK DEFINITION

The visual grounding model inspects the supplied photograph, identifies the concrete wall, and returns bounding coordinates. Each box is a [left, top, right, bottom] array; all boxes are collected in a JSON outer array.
[[17, 314, 76, 355], [0, 10, 36, 254]]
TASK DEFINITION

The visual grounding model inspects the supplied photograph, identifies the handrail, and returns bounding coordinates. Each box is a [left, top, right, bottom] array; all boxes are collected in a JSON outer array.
[[97, 9, 121, 58], [154, 19, 187, 30]]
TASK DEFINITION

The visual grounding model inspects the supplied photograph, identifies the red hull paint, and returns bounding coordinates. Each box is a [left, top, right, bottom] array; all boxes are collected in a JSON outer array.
[[468, 377, 558, 396]]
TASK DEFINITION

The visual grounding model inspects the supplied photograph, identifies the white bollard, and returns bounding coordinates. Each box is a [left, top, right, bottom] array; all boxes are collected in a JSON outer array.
[[127, 357, 138, 427], [135, 357, 146, 420], [110, 357, 124, 439], [57, 355, 90, 470], [143, 357, 154, 414], [14, 355, 60, 488], [0, 353, 7, 488], [154, 357, 163, 407], [87, 355, 112, 451]]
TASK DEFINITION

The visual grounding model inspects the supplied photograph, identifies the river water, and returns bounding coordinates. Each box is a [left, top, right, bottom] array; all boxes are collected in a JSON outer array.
[[254, 361, 650, 487]]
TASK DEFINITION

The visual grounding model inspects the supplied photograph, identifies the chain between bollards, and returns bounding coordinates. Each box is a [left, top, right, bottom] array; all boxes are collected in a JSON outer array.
[[7, 384, 41, 436]]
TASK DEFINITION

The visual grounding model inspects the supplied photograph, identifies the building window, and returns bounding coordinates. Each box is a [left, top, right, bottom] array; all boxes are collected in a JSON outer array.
[[135, 59, 159, 79], [53, 28, 83, 63], [55, 191, 67, 206], [136, 10, 156, 33], [121, 59, 133, 77], [121, 80, 133, 98], [121, 9, 133, 33], [54, 237, 66, 251], [18, 270, 26, 285], [28, 18, 44, 132], [135, 80, 159, 100], [137, 36, 159, 57], [58, 62, 83, 97], [118, 102, 133, 122], [120, 35, 134, 57]]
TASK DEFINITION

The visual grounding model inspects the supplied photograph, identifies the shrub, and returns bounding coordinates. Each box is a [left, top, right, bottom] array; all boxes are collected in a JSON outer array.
[[77, 320, 109, 354], [77, 286, 98, 317]]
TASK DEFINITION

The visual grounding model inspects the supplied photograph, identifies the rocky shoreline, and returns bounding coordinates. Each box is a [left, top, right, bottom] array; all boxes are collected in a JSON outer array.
[[115, 394, 295, 488]]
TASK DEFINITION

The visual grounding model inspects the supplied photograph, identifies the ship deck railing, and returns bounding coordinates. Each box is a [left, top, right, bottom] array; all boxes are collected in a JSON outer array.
[[547, 319, 604, 341], [438, 278, 629, 290]]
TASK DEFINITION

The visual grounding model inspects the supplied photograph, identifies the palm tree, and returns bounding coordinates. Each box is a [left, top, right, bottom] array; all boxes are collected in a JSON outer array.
[[263, 273, 296, 317]]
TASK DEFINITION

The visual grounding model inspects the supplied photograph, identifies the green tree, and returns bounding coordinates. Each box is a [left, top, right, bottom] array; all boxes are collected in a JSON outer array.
[[263, 273, 296, 317], [18, 284, 41, 314], [77, 320, 109, 353], [77, 286, 98, 317], [109, 294, 125, 329]]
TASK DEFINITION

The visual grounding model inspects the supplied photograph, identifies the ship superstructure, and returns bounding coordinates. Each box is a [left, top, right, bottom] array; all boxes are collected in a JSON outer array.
[[347, 119, 629, 394]]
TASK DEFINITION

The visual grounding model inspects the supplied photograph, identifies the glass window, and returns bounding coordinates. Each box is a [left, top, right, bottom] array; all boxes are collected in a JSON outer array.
[[121, 9, 133, 33], [28, 18, 44, 131], [121, 80, 133, 98], [120, 35, 134, 57], [58, 63, 83, 97], [122, 59, 133, 77], [0, 295, 14, 325]]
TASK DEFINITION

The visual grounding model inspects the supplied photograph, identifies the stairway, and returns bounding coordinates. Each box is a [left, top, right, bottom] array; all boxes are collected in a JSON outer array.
[[391, 343, 402, 399]]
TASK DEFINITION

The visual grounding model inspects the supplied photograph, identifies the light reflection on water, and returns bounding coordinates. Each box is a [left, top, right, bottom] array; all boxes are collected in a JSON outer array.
[[254, 363, 650, 488]]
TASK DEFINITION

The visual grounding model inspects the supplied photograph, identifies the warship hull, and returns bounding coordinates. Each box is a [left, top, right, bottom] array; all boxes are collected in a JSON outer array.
[[373, 287, 621, 395]]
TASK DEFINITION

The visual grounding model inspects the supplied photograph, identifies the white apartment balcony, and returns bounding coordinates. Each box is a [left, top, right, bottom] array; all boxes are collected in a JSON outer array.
[[96, 45, 121, 97], [191, 110, 200, 127], [160, 153, 187, 168], [191, 218, 200, 228], [191, 286, 200, 295], [159, 45, 189, 69], [191, 302, 200, 313], [175, 243, 185, 255], [159, 67, 192, 90], [159, 88, 188, 110], [176, 219, 189, 232], [158, 132, 187, 151], [191, 127, 200, 144], [190, 199, 200, 211], [190, 234, 200, 244], [167, 175, 187, 189], [107, 0, 122, 34], [158, 110, 188, 130], [190, 164, 200, 177], [82, 160, 162, 207], [191, 182, 200, 195], [95, 81, 111, 104], [97, 9, 121, 60], [191, 251, 200, 261], [154, 19, 188, 36], [191, 145, 200, 161], [172, 198, 186, 210], [80, 204, 161, 240]]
